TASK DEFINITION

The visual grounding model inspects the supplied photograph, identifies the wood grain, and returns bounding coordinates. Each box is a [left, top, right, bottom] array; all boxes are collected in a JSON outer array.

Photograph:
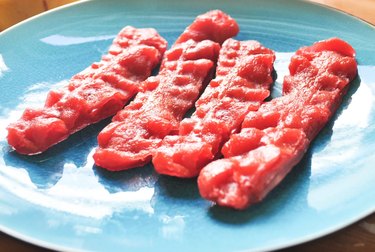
[[0, 0, 374, 251]]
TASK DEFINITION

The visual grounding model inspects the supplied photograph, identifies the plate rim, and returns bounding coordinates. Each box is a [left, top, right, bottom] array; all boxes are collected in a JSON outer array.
[[0, 0, 374, 38]]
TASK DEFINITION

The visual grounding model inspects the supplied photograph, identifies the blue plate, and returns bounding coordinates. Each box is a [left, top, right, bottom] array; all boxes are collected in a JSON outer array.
[[0, 0, 374, 251]]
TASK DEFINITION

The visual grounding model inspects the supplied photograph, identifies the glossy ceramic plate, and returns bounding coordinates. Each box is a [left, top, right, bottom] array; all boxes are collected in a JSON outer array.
[[0, 0, 374, 251]]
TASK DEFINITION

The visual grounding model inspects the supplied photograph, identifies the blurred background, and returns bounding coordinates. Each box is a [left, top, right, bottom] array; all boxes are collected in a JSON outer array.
[[0, 0, 374, 32], [0, 0, 77, 31], [313, 0, 374, 24]]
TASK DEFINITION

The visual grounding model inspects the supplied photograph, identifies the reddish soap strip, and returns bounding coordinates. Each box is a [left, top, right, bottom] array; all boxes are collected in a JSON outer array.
[[7, 26, 167, 155], [198, 38, 358, 209], [153, 38, 275, 178], [93, 10, 239, 171]]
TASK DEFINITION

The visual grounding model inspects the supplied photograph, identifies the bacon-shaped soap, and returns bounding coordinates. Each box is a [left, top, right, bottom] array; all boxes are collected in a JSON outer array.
[[174, 9, 240, 45], [153, 38, 275, 178], [198, 38, 358, 209], [93, 10, 239, 171], [7, 26, 167, 155]]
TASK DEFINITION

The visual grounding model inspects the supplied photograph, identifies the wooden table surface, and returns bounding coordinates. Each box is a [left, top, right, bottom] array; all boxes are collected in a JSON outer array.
[[0, 0, 374, 251]]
